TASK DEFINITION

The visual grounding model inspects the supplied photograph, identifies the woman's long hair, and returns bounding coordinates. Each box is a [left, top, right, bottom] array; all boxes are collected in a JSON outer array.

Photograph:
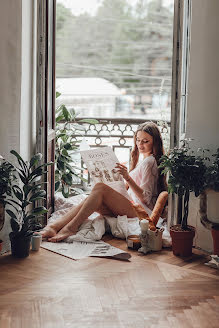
[[130, 122, 167, 193]]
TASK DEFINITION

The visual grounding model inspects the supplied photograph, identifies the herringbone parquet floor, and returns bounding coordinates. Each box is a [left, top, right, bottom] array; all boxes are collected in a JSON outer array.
[[0, 235, 219, 328]]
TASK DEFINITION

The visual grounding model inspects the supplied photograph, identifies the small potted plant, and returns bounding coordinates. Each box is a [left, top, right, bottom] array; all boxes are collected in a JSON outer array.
[[0, 155, 15, 231], [159, 140, 207, 256], [6, 150, 53, 258], [200, 148, 219, 255]]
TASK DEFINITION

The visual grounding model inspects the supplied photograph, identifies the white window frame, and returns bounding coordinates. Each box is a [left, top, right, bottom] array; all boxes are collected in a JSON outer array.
[[169, 0, 191, 227], [171, 0, 191, 148]]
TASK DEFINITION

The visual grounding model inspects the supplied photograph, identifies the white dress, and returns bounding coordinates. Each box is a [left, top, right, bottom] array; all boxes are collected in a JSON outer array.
[[127, 155, 158, 214]]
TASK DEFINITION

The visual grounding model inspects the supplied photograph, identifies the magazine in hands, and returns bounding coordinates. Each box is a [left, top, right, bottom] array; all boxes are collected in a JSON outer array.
[[80, 146, 131, 200]]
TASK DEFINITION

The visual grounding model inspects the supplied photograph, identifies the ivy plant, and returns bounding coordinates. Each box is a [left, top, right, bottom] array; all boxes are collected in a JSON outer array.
[[55, 92, 98, 198]]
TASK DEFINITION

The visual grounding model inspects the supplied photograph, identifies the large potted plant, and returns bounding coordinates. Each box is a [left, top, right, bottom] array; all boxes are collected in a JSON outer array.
[[160, 142, 207, 256], [55, 92, 98, 198], [6, 150, 52, 258], [200, 148, 219, 255]]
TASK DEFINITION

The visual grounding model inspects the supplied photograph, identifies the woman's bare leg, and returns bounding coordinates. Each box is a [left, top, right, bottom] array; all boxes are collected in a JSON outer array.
[[49, 183, 137, 242], [40, 199, 86, 238]]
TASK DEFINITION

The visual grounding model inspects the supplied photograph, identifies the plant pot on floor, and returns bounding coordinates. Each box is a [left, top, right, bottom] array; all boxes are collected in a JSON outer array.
[[211, 227, 219, 256], [9, 233, 31, 258], [170, 225, 196, 257]]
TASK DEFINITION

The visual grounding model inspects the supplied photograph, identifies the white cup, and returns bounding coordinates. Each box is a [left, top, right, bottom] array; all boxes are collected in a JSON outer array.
[[31, 233, 42, 251]]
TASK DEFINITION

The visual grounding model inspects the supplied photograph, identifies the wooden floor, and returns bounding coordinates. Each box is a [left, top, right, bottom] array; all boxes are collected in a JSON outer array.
[[0, 235, 219, 328]]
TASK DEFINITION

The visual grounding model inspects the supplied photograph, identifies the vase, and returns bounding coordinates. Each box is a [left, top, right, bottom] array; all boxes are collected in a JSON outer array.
[[206, 190, 219, 224]]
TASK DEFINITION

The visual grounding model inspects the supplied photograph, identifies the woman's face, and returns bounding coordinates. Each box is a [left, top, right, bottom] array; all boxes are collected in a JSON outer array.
[[136, 130, 153, 157]]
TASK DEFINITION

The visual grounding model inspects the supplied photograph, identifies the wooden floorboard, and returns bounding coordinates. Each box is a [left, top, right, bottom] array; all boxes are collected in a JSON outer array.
[[0, 235, 219, 328]]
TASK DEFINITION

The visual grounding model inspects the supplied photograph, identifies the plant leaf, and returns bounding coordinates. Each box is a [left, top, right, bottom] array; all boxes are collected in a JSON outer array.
[[55, 181, 60, 191], [10, 218, 20, 232], [10, 150, 28, 172], [78, 119, 99, 124], [56, 91, 61, 98], [6, 209, 17, 220], [30, 153, 43, 168], [31, 207, 48, 215]]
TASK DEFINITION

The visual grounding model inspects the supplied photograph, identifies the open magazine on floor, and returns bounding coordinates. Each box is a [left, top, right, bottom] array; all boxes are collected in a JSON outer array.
[[80, 146, 131, 200], [41, 240, 131, 260]]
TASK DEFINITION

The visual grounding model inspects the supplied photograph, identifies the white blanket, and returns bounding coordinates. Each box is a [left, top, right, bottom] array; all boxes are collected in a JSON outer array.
[[49, 193, 171, 247], [49, 193, 140, 242]]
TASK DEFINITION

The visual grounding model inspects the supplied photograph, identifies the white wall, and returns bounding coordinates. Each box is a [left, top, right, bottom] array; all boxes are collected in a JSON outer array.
[[185, 0, 219, 252], [0, 0, 22, 161], [20, 0, 35, 160], [186, 0, 219, 150], [0, 0, 35, 161], [0, 0, 35, 253]]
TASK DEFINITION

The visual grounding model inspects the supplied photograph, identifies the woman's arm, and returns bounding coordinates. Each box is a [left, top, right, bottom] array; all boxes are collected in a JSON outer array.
[[125, 175, 145, 201], [115, 163, 145, 201], [115, 158, 157, 206]]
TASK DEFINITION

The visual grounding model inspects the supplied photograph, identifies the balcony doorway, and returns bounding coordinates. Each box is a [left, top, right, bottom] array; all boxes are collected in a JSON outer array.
[[56, 0, 174, 123], [55, 0, 174, 171]]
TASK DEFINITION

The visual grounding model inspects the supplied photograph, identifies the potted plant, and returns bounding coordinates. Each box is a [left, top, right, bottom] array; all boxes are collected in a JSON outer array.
[[6, 150, 53, 258], [159, 141, 207, 256], [200, 148, 219, 255], [55, 92, 98, 198], [0, 155, 15, 231]]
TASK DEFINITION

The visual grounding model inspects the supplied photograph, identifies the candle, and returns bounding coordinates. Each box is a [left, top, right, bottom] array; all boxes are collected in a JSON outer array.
[[127, 235, 141, 250], [140, 219, 149, 233]]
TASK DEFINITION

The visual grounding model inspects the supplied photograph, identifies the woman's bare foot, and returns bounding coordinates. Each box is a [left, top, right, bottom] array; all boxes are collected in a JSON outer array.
[[39, 226, 57, 239], [48, 225, 77, 242]]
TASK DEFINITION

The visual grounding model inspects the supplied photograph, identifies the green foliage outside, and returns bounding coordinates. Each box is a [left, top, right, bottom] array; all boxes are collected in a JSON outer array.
[[56, 0, 173, 98]]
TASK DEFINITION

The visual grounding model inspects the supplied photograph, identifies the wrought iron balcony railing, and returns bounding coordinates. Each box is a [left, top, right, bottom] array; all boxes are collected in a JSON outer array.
[[70, 117, 170, 187], [74, 116, 170, 150]]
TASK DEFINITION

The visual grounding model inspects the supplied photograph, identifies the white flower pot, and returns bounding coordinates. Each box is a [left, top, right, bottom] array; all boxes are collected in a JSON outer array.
[[206, 190, 219, 224], [148, 228, 163, 251]]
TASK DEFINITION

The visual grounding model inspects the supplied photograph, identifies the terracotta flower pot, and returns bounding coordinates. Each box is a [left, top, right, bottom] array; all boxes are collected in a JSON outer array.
[[211, 228, 219, 255], [170, 225, 196, 257]]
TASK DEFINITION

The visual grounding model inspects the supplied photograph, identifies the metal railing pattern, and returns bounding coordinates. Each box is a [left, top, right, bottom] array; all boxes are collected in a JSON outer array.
[[67, 117, 171, 187], [74, 117, 170, 148]]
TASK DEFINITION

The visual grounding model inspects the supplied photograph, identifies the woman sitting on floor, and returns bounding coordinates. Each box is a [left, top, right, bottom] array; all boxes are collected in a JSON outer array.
[[41, 122, 167, 242]]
